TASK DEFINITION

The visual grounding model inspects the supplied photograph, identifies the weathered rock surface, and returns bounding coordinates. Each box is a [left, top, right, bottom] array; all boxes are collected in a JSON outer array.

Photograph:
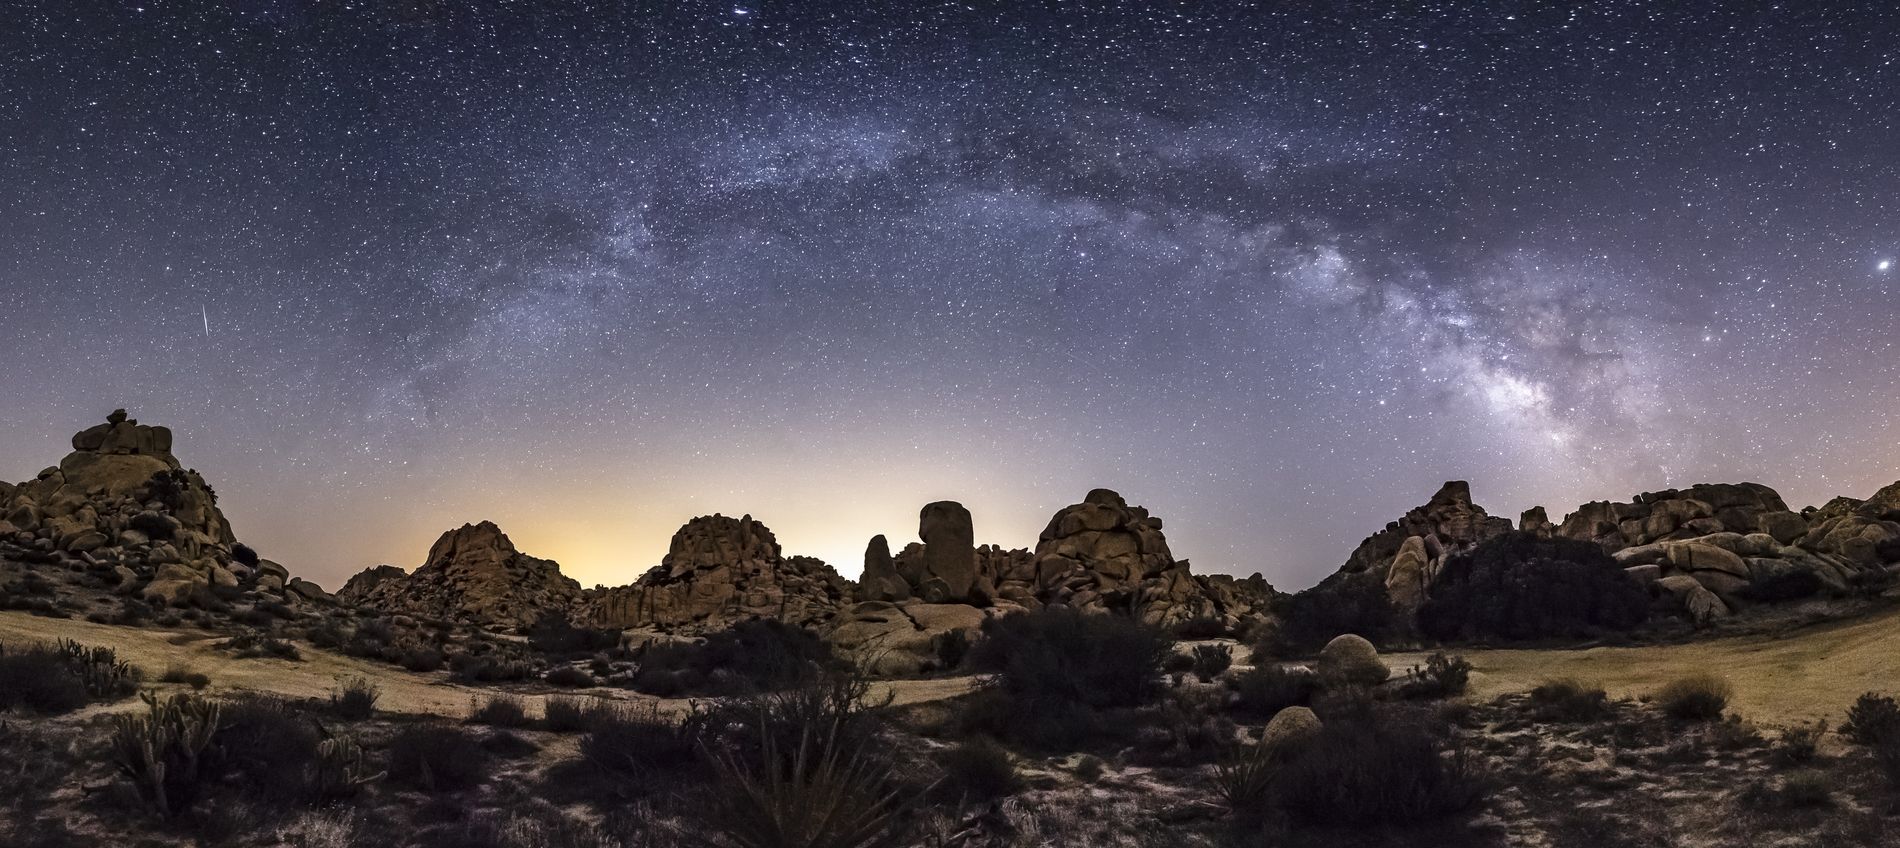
[[576, 514, 852, 633], [0, 410, 323, 608], [828, 600, 996, 675], [1553, 481, 1896, 617], [1028, 488, 1278, 630], [1334, 481, 1515, 616], [337, 521, 580, 630], [1316, 633, 1389, 687]]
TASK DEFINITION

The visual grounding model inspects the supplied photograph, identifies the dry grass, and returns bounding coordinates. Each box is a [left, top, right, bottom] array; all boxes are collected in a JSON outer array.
[[0, 611, 980, 721], [1385, 605, 1900, 725]]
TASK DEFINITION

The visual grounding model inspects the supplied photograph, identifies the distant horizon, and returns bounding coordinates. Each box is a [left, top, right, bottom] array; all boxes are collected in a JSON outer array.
[[5, 406, 1891, 594]]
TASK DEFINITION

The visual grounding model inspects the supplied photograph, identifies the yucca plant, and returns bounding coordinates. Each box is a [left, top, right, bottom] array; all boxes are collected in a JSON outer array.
[[111, 691, 223, 819], [693, 695, 918, 848], [1213, 741, 1281, 824]]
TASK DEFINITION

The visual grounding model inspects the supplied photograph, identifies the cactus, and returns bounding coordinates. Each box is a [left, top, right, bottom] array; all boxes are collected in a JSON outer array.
[[314, 734, 383, 799], [55, 638, 139, 698], [110, 691, 222, 819]]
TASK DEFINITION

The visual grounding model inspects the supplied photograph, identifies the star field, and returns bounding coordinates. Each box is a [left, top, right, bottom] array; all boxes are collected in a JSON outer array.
[[2, 2, 1896, 590]]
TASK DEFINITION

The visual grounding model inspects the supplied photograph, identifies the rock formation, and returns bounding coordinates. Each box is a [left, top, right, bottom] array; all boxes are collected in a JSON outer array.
[[337, 521, 581, 630], [1560, 481, 1900, 623], [833, 489, 1278, 671], [0, 410, 322, 608], [1332, 481, 1515, 618], [576, 514, 852, 633]]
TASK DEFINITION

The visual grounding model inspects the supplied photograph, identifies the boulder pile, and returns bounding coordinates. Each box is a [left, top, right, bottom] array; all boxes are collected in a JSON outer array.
[[337, 521, 581, 630], [576, 514, 853, 633], [830, 490, 1280, 673], [1331, 481, 1515, 617], [0, 410, 326, 608]]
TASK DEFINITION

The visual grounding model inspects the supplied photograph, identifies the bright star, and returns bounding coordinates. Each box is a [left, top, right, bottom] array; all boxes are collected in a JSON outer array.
[[1880, 259, 1893, 271]]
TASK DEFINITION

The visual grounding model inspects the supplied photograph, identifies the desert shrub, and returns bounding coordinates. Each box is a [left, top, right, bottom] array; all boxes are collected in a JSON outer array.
[[387, 725, 490, 792], [448, 653, 535, 683], [1739, 771, 1833, 809], [226, 632, 302, 661], [527, 613, 621, 657], [697, 692, 917, 848], [111, 692, 223, 819], [546, 666, 595, 688], [468, 695, 532, 728], [1417, 532, 1650, 642], [544, 696, 606, 733], [212, 694, 321, 802], [631, 620, 835, 696], [401, 648, 445, 672], [963, 607, 1169, 749], [0, 642, 103, 714], [1399, 652, 1471, 699], [934, 736, 1021, 803], [1171, 616, 1231, 640], [1656, 674, 1732, 721], [330, 677, 380, 720], [1190, 644, 1232, 682], [1263, 578, 1399, 657], [230, 543, 261, 567], [1074, 755, 1105, 782], [1843, 693, 1900, 745], [1772, 722, 1826, 767], [1273, 717, 1486, 827], [160, 664, 211, 690], [931, 629, 972, 672], [1228, 664, 1320, 719], [1163, 651, 1196, 674], [578, 704, 705, 798], [1528, 679, 1609, 722]]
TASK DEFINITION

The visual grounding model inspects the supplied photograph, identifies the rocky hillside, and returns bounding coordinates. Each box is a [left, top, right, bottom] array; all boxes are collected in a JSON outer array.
[[0, 410, 330, 611], [574, 513, 854, 632], [1319, 477, 1900, 632], [337, 521, 582, 631]]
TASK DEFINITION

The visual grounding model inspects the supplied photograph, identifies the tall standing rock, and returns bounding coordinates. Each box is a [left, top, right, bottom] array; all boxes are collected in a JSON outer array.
[[918, 500, 982, 603], [857, 534, 910, 602]]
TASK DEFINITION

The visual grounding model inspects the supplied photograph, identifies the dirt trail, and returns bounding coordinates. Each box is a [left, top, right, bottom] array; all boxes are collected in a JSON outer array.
[[1384, 605, 1900, 726], [0, 611, 978, 719]]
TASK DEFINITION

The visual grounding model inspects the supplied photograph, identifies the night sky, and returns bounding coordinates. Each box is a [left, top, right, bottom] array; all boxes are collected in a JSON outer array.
[[3, 2, 1896, 592]]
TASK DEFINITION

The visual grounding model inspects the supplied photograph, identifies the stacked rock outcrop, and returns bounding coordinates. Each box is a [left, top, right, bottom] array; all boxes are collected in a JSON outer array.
[[0, 410, 325, 608], [1537, 481, 1900, 623], [832, 490, 1280, 673], [337, 521, 581, 630], [1331, 481, 1515, 617], [576, 514, 853, 632]]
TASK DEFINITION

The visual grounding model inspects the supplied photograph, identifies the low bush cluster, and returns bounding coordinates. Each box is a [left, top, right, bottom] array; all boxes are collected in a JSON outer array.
[[0, 639, 141, 714], [630, 619, 835, 697], [1261, 577, 1398, 657], [1655, 674, 1732, 721], [1398, 652, 1471, 699], [962, 607, 1171, 750], [1228, 664, 1319, 719], [1527, 678, 1609, 722], [387, 725, 491, 792], [1417, 532, 1650, 642]]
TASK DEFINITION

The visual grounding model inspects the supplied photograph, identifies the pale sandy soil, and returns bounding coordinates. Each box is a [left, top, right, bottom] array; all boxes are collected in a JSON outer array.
[[0, 610, 979, 719], [1380, 605, 1900, 726], [12, 604, 1896, 728]]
